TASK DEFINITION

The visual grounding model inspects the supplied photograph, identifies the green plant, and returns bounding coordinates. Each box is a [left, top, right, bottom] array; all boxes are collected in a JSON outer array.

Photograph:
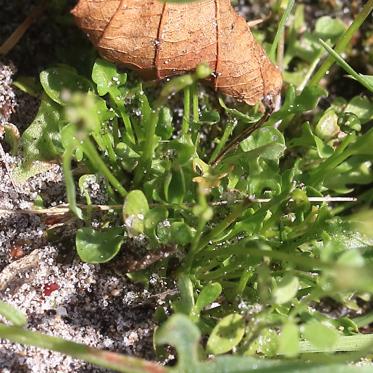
[[1, 303, 373, 373], [2, 0, 373, 372]]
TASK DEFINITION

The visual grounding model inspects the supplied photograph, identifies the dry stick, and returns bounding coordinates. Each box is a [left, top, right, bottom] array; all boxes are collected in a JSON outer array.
[[0, 0, 47, 56], [246, 19, 264, 28], [211, 109, 271, 167], [0, 197, 357, 217]]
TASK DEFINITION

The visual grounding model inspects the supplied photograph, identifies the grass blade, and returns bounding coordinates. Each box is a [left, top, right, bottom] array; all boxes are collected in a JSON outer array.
[[319, 39, 373, 93], [0, 325, 167, 373], [270, 0, 296, 63]]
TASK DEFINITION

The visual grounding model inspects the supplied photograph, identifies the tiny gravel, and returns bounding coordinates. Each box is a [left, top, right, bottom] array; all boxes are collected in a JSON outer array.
[[0, 150, 171, 372], [0, 64, 170, 372]]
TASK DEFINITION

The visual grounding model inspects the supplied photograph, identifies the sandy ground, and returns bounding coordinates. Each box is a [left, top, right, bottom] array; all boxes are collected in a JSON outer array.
[[0, 150, 171, 372], [0, 65, 169, 372]]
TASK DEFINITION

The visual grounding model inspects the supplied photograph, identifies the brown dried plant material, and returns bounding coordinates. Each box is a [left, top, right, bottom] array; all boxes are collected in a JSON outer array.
[[72, 0, 282, 105]]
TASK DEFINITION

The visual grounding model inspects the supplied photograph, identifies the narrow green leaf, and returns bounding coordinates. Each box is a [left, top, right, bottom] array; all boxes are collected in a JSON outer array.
[[173, 274, 195, 315], [270, 0, 296, 62], [319, 39, 373, 93], [0, 324, 165, 373], [0, 301, 27, 327], [299, 334, 373, 353]]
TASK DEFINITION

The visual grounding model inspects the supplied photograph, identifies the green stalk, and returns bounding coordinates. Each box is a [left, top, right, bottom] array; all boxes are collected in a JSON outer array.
[[209, 120, 235, 163], [112, 118, 120, 146], [134, 110, 159, 185], [308, 135, 356, 186], [81, 138, 127, 197], [121, 111, 136, 145], [154, 74, 194, 108], [196, 198, 253, 254], [182, 193, 210, 272], [235, 270, 254, 299], [142, 111, 159, 168], [182, 86, 191, 135], [0, 325, 166, 373], [299, 334, 373, 353], [298, 48, 323, 91], [353, 311, 373, 328], [199, 264, 245, 281], [202, 244, 331, 270], [191, 83, 199, 123], [109, 89, 136, 144], [319, 39, 373, 92], [62, 146, 83, 219], [310, 0, 373, 86], [100, 130, 117, 164], [270, 0, 295, 63]]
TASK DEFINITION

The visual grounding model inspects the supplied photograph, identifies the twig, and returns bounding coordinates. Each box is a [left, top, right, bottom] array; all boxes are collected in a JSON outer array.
[[0, 0, 47, 56], [247, 19, 264, 28], [211, 109, 271, 167], [0, 197, 357, 217]]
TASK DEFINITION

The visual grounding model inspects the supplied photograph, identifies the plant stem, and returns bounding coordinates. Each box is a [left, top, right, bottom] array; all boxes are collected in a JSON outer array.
[[0, 325, 166, 373], [319, 39, 373, 92], [62, 147, 83, 219], [196, 198, 253, 253], [270, 0, 295, 63], [134, 110, 159, 185], [142, 111, 159, 168], [298, 49, 323, 92], [308, 138, 355, 186], [81, 138, 127, 197], [191, 83, 199, 123], [310, 0, 373, 86], [211, 111, 270, 167], [112, 118, 120, 146], [203, 244, 331, 270], [182, 86, 191, 135], [209, 120, 235, 163], [182, 193, 210, 272], [190, 83, 200, 145], [199, 264, 245, 281], [353, 311, 373, 328], [183, 221, 206, 273], [299, 334, 373, 353]]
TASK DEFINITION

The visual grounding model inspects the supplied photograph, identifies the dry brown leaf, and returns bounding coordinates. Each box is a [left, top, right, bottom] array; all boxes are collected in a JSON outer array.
[[72, 0, 282, 105]]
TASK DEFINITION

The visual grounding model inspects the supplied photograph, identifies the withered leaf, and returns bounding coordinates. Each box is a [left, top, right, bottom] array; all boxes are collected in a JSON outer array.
[[72, 0, 282, 105]]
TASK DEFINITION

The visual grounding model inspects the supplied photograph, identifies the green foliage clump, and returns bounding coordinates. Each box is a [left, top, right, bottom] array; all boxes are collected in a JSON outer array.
[[2, 0, 373, 372]]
